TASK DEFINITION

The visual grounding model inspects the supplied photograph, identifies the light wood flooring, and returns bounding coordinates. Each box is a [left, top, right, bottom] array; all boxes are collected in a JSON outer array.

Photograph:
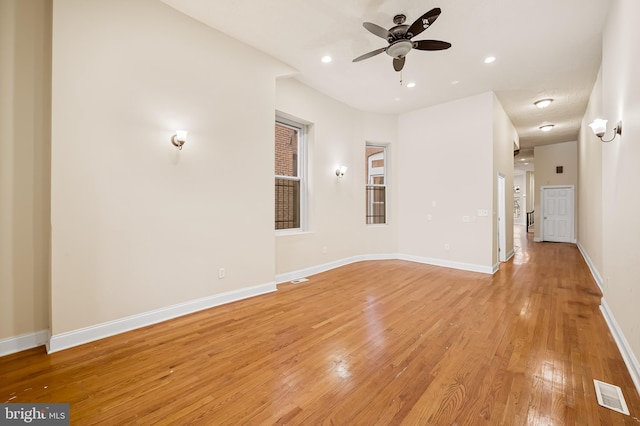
[[1, 227, 639, 424]]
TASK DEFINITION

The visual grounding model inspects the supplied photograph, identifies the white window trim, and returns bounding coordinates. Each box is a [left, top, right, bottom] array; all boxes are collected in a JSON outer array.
[[276, 116, 307, 233], [366, 144, 388, 225]]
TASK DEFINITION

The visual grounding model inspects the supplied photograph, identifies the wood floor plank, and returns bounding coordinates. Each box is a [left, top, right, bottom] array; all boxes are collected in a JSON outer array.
[[1, 226, 639, 424]]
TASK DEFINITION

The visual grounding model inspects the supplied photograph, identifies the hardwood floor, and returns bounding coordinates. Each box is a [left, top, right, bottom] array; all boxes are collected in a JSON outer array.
[[2, 227, 639, 424]]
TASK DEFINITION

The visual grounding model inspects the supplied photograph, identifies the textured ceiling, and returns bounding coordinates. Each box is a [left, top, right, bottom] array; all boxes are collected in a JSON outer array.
[[161, 0, 610, 149]]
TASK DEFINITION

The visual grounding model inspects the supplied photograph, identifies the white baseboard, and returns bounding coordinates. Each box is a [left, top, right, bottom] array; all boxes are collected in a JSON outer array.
[[600, 299, 640, 398], [0, 330, 50, 357], [533, 237, 542, 242], [398, 254, 494, 274], [576, 241, 604, 292], [276, 253, 396, 283], [47, 282, 276, 354], [276, 253, 495, 284]]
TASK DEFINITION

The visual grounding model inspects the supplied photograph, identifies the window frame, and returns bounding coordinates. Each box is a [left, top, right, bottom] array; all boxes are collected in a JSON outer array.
[[275, 116, 307, 233], [366, 144, 388, 225]]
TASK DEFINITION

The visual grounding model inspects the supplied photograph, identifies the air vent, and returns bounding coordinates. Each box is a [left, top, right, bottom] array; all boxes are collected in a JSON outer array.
[[593, 379, 630, 415], [290, 278, 309, 284]]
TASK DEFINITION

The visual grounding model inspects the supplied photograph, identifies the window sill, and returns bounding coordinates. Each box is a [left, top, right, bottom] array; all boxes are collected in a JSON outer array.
[[275, 229, 313, 237]]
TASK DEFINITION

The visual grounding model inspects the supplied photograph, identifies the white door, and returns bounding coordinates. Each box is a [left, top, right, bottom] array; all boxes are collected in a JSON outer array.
[[541, 186, 574, 243]]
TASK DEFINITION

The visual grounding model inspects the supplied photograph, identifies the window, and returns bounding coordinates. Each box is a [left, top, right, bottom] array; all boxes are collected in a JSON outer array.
[[275, 117, 306, 231], [366, 144, 387, 224]]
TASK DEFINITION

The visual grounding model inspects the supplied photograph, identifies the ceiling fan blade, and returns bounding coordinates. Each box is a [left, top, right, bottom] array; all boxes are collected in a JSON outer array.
[[363, 22, 391, 39], [352, 47, 387, 62], [413, 40, 452, 51], [407, 8, 441, 38], [393, 56, 405, 72]]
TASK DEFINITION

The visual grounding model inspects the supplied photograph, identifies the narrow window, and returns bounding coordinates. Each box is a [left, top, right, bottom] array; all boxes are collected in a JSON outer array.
[[366, 145, 387, 224], [275, 117, 306, 231]]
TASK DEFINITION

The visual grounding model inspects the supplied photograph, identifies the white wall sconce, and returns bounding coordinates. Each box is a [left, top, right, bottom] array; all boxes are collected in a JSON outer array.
[[171, 130, 188, 150], [335, 165, 348, 178], [589, 119, 622, 142]]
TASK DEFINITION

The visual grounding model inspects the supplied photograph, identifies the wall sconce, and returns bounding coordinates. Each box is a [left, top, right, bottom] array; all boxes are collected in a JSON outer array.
[[589, 119, 622, 142], [335, 165, 348, 178], [171, 130, 188, 150]]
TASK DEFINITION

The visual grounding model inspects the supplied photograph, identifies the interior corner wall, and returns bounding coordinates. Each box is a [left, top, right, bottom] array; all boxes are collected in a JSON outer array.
[[397, 92, 494, 271], [274, 78, 398, 276], [50, 0, 289, 335], [0, 0, 52, 341], [533, 141, 578, 241], [577, 68, 603, 281], [600, 0, 640, 373], [492, 94, 517, 265]]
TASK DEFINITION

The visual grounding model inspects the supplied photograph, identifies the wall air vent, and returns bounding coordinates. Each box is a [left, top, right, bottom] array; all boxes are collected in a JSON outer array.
[[290, 278, 309, 284], [593, 379, 630, 415]]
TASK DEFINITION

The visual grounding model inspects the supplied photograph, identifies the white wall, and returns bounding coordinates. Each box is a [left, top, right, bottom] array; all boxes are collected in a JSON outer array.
[[50, 0, 292, 335], [492, 95, 517, 264], [600, 0, 640, 387], [397, 92, 496, 272], [533, 141, 578, 241], [0, 0, 51, 342], [578, 69, 603, 281], [274, 78, 398, 277]]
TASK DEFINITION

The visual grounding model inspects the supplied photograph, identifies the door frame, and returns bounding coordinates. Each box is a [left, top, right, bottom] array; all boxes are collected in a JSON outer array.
[[497, 173, 506, 262], [540, 185, 575, 243]]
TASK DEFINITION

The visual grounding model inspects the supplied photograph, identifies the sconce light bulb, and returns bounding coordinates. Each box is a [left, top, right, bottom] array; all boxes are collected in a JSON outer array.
[[172, 130, 188, 150], [176, 130, 188, 142], [336, 165, 348, 177], [589, 119, 607, 138]]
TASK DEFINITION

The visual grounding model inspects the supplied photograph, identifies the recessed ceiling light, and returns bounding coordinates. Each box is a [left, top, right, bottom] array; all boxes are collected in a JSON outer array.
[[321, 55, 332, 63], [539, 124, 555, 132], [484, 56, 496, 64], [406, 82, 416, 88], [394, 97, 401, 101], [451, 80, 459, 85], [524, 162, 529, 165], [534, 98, 553, 108]]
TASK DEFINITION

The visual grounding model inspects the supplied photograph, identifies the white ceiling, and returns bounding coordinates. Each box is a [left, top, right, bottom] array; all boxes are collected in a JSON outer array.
[[161, 0, 610, 149]]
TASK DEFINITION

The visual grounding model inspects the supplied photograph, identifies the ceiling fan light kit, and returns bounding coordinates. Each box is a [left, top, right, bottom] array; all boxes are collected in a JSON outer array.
[[353, 7, 451, 73]]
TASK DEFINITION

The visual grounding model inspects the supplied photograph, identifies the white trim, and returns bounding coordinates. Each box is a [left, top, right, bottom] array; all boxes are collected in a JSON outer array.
[[47, 282, 276, 354], [398, 254, 494, 275], [505, 249, 515, 262], [600, 299, 640, 398], [0, 330, 50, 357], [577, 240, 604, 292], [276, 253, 495, 284], [276, 254, 396, 284], [534, 237, 542, 242]]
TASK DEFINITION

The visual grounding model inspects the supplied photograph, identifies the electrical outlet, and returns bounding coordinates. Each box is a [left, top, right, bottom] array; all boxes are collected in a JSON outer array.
[[218, 268, 225, 279]]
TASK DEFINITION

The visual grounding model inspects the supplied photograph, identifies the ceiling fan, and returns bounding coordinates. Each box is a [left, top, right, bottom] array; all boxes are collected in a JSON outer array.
[[353, 7, 451, 72]]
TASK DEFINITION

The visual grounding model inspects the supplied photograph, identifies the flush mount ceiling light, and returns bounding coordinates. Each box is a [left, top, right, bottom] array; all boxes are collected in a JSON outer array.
[[484, 56, 496, 64], [534, 98, 553, 108], [321, 55, 333, 63], [539, 124, 554, 132], [589, 118, 622, 142], [406, 82, 416, 88]]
